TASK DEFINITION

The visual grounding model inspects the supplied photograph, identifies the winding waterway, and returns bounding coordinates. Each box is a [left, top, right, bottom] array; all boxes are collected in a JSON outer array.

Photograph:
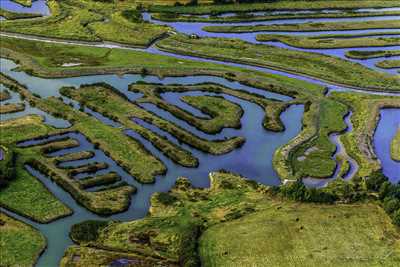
[[0, 6, 399, 266]]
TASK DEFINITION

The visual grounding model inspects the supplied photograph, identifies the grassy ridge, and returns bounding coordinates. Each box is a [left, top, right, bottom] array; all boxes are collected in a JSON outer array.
[[256, 33, 400, 49], [392, 128, 400, 161], [346, 49, 400, 59], [156, 34, 400, 91], [0, 8, 42, 20], [200, 202, 399, 266], [203, 19, 400, 33], [149, 1, 400, 14], [0, 103, 25, 114], [376, 59, 400, 69], [0, 212, 46, 267], [152, 10, 400, 23], [11, 0, 32, 7]]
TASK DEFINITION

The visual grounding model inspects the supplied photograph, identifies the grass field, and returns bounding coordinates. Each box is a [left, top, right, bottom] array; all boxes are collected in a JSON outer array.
[[346, 49, 400, 59], [200, 202, 400, 267], [392, 128, 400, 161], [256, 33, 400, 49], [61, 171, 400, 267], [203, 19, 400, 33], [0, 212, 46, 267], [156, 34, 400, 91]]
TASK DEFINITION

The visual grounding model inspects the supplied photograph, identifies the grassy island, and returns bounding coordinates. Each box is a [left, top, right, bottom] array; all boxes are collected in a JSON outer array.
[[392, 128, 400, 161]]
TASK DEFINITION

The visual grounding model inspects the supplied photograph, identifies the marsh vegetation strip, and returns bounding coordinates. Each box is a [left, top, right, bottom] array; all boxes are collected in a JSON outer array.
[[152, 10, 400, 23], [376, 59, 400, 68], [203, 19, 400, 33], [156, 34, 400, 91], [256, 33, 400, 49], [148, 1, 400, 14], [346, 49, 400, 59]]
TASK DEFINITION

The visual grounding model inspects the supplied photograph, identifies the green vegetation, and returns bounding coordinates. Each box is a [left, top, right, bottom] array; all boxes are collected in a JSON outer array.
[[0, 36, 324, 97], [54, 151, 94, 164], [152, 10, 400, 23], [376, 59, 400, 69], [0, 212, 46, 267], [274, 99, 348, 180], [1, 73, 167, 184], [330, 92, 400, 179], [0, 116, 73, 223], [256, 33, 400, 49], [346, 49, 400, 59], [130, 82, 288, 132], [131, 82, 244, 134], [148, 1, 400, 14], [11, 0, 32, 7], [203, 19, 400, 33], [0, 103, 25, 114], [157, 34, 400, 91], [0, 0, 171, 47], [0, 145, 16, 188], [80, 172, 121, 190], [61, 84, 245, 157], [0, 8, 41, 20], [61, 171, 400, 267], [0, 88, 11, 101], [391, 128, 400, 161]]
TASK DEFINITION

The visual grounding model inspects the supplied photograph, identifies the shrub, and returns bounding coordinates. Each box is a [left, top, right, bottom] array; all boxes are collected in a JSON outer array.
[[70, 220, 110, 243]]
